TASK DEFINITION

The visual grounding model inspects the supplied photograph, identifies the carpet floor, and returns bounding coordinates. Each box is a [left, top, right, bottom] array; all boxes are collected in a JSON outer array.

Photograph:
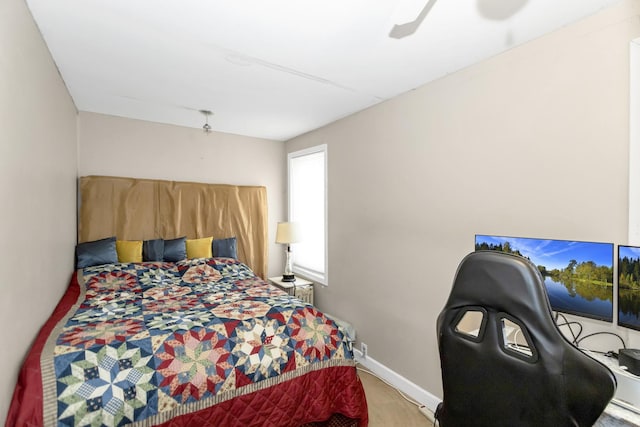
[[357, 367, 434, 427]]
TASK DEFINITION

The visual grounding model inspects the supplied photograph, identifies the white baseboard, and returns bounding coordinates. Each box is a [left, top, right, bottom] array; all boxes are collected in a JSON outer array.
[[354, 348, 441, 412]]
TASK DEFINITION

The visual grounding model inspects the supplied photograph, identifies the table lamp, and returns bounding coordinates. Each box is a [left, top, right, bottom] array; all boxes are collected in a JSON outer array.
[[275, 222, 301, 282]]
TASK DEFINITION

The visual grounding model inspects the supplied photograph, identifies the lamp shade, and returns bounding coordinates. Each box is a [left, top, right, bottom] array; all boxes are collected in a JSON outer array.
[[275, 222, 302, 244]]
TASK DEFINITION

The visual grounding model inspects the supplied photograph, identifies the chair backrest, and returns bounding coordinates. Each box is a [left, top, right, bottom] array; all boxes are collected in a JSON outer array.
[[436, 251, 616, 427]]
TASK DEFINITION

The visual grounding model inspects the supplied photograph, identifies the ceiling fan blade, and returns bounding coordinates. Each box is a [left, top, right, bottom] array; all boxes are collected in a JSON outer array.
[[389, 0, 438, 39]]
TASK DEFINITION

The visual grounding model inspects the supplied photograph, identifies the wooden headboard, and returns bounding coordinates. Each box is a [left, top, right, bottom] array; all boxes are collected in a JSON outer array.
[[78, 176, 268, 278]]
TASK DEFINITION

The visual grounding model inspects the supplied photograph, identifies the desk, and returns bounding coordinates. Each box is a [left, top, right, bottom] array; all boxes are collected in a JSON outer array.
[[589, 351, 640, 426], [598, 404, 640, 427]]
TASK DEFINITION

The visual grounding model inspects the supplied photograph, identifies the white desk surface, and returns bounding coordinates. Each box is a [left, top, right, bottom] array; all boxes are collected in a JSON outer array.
[[587, 351, 640, 426]]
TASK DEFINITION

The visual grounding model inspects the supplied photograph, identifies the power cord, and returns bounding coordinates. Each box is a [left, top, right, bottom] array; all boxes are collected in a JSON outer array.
[[577, 332, 626, 351], [554, 312, 583, 345], [356, 364, 422, 406], [553, 312, 627, 354]]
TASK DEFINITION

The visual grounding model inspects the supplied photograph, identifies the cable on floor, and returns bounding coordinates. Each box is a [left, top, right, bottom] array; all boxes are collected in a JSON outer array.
[[356, 364, 422, 407], [356, 364, 439, 426]]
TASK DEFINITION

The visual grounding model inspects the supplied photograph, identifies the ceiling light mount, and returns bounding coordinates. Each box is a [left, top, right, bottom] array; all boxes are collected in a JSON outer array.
[[200, 110, 213, 134]]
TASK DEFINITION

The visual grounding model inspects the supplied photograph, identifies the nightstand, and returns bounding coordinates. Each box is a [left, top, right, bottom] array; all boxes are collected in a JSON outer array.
[[268, 276, 314, 305]]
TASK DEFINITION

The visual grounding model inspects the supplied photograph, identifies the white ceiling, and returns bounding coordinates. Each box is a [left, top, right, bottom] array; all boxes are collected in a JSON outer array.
[[27, 0, 622, 141]]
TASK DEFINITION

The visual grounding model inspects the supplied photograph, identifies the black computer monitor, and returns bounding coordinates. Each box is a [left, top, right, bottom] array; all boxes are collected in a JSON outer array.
[[618, 245, 640, 331], [475, 235, 614, 322]]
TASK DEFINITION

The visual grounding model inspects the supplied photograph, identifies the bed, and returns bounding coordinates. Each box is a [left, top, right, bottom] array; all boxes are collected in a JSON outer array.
[[6, 176, 368, 427]]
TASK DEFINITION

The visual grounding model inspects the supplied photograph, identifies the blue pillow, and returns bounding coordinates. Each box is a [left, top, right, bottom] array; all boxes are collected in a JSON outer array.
[[212, 237, 237, 259], [143, 239, 164, 262], [164, 237, 186, 262], [76, 237, 118, 268]]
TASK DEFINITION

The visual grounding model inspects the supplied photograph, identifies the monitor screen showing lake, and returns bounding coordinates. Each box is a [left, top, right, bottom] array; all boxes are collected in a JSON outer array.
[[475, 235, 614, 322], [618, 245, 640, 330]]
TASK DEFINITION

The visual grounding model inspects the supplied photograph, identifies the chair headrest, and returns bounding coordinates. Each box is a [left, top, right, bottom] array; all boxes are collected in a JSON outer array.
[[444, 250, 555, 326]]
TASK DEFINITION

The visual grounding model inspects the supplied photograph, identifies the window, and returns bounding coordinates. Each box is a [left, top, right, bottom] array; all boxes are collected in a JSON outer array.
[[288, 145, 327, 284]]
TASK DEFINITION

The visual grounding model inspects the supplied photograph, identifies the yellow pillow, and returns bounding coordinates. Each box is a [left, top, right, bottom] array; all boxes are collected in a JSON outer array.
[[116, 240, 143, 263], [186, 236, 213, 259]]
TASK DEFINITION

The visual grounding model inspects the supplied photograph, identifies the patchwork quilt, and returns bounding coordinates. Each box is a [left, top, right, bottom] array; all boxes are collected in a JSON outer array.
[[7, 258, 367, 427]]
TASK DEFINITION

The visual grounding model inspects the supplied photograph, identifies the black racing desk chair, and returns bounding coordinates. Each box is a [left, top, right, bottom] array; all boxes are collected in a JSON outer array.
[[436, 251, 616, 427]]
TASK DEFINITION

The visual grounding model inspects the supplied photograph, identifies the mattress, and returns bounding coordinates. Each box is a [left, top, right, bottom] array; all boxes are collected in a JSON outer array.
[[6, 257, 368, 426]]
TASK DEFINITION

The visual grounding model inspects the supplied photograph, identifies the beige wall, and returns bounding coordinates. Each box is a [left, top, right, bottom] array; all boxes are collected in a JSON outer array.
[[77, 112, 286, 277], [0, 0, 78, 422], [287, 0, 640, 399], [4, 0, 640, 419]]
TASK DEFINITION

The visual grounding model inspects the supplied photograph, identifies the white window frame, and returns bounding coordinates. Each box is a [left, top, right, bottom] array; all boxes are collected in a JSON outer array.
[[287, 144, 328, 285]]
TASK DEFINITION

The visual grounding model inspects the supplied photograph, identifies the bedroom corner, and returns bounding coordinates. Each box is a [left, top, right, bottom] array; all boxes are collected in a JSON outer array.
[[1, 0, 78, 422]]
